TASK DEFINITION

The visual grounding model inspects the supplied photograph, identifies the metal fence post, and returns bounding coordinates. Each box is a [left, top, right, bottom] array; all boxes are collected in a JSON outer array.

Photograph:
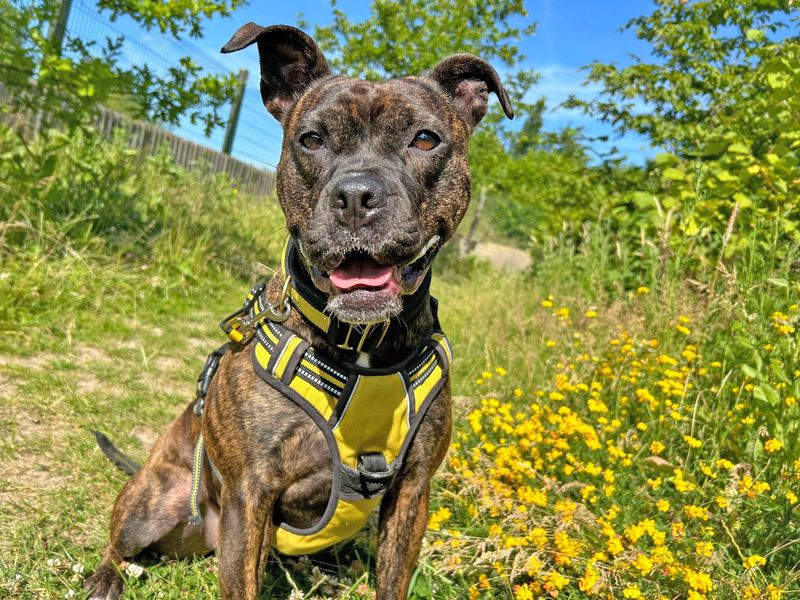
[[222, 68, 248, 155], [48, 0, 73, 57]]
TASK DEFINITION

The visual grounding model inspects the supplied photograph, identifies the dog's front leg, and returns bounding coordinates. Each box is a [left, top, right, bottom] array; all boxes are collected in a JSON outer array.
[[217, 480, 275, 600], [375, 476, 431, 599]]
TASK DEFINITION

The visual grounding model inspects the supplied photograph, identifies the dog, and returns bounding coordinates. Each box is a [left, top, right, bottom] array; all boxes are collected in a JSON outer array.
[[83, 23, 512, 600]]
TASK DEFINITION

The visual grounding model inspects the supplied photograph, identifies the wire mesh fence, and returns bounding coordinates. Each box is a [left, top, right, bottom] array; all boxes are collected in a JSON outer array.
[[61, 0, 282, 171]]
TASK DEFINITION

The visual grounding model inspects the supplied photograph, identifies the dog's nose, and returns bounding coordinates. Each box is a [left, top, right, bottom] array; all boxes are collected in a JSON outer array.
[[329, 174, 387, 229]]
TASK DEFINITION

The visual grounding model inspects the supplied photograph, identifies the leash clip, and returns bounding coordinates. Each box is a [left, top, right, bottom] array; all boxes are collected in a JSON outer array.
[[220, 277, 293, 344]]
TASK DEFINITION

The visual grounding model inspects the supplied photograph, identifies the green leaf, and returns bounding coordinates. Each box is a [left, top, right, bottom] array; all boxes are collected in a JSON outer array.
[[741, 364, 760, 380], [662, 167, 685, 181], [767, 278, 789, 288], [753, 384, 781, 407], [771, 361, 791, 384], [727, 142, 750, 155], [632, 191, 654, 208], [654, 153, 679, 166], [746, 29, 765, 42], [732, 192, 752, 208], [767, 72, 789, 89], [714, 169, 737, 182]]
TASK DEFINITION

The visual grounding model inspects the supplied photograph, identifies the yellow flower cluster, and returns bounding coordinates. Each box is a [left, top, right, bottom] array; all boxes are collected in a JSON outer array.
[[432, 295, 799, 599]]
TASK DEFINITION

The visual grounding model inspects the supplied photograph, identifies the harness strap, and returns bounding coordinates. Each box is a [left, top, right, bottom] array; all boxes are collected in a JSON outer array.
[[188, 433, 205, 526], [188, 433, 223, 526]]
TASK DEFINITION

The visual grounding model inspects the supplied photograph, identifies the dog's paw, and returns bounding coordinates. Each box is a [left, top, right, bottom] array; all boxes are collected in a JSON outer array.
[[83, 565, 125, 600]]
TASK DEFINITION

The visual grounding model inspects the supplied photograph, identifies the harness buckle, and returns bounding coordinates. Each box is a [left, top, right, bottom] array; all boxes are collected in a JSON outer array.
[[194, 343, 228, 416]]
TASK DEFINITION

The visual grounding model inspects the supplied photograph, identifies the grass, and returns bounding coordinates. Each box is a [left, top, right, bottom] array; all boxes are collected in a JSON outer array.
[[2, 125, 799, 599]]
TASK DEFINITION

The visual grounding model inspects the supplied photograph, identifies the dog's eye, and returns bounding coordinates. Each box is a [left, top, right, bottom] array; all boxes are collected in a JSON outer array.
[[411, 131, 440, 151], [299, 132, 324, 150]]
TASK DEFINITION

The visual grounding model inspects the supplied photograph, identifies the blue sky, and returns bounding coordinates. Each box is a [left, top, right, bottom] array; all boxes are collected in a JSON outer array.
[[69, 1, 660, 168], [195, 0, 658, 167]]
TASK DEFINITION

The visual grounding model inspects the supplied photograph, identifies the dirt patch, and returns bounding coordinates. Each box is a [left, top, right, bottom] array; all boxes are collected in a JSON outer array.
[[186, 336, 219, 352], [0, 453, 70, 508], [117, 339, 144, 351], [72, 344, 113, 366], [145, 373, 191, 399], [0, 353, 54, 371], [75, 373, 107, 394], [132, 426, 159, 450], [470, 242, 531, 272], [154, 355, 184, 375], [0, 406, 48, 440], [0, 373, 17, 400]]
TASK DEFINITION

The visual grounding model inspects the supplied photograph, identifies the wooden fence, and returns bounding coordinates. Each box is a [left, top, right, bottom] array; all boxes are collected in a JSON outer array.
[[0, 87, 276, 197]]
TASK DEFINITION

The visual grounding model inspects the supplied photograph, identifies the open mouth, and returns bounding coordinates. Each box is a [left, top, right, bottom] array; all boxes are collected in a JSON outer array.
[[311, 236, 440, 296]]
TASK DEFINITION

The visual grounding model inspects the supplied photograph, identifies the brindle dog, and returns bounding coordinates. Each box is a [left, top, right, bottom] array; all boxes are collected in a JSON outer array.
[[84, 23, 512, 600]]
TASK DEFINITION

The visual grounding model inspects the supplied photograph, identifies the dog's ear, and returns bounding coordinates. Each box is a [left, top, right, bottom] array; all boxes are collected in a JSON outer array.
[[428, 54, 514, 131], [221, 23, 330, 122]]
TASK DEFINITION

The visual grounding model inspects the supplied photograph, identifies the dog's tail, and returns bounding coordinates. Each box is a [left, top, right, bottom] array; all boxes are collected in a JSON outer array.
[[92, 430, 142, 476]]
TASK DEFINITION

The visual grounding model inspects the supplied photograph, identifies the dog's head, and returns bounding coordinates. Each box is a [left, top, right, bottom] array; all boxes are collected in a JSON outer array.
[[222, 24, 513, 324]]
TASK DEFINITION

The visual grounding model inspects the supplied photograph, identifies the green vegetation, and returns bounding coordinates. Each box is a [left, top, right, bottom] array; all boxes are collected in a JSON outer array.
[[2, 0, 800, 598], [574, 0, 800, 263], [1, 0, 243, 133]]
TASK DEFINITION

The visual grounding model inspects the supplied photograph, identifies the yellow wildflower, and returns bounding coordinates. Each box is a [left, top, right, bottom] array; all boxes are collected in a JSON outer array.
[[632, 553, 653, 575], [526, 555, 543, 576], [579, 563, 599, 593], [695, 541, 713, 557], [513, 583, 534, 600], [428, 507, 451, 531], [684, 568, 713, 592], [764, 438, 784, 453], [623, 584, 642, 598], [541, 571, 569, 592], [743, 555, 767, 570], [683, 435, 703, 448], [684, 504, 710, 520]]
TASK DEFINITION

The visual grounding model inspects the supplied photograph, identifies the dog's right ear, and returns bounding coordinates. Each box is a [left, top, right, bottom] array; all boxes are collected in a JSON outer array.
[[221, 23, 330, 122]]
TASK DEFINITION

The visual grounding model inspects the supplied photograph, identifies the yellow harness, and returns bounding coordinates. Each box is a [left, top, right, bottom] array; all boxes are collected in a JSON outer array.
[[190, 242, 451, 556]]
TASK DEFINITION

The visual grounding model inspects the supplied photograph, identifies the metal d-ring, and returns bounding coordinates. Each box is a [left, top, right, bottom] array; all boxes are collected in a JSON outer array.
[[262, 275, 292, 323], [265, 298, 291, 323]]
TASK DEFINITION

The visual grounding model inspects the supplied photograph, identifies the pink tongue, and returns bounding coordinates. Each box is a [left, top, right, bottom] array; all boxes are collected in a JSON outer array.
[[330, 258, 394, 290]]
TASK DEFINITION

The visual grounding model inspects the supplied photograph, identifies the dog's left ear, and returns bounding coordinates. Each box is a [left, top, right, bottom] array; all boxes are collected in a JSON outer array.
[[429, 54, 514, 132], [221, 23, 330, 122]]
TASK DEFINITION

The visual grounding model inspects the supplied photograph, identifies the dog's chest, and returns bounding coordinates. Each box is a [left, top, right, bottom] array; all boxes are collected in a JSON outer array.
[[246, 319, 451, 555]]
